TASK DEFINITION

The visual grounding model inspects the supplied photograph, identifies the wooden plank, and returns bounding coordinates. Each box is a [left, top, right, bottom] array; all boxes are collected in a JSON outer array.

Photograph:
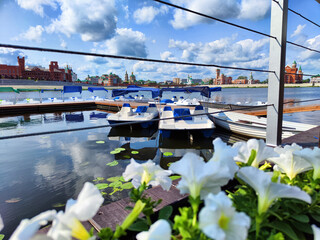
[[282, 126, 320, 148], [243, 105, 320, 116]]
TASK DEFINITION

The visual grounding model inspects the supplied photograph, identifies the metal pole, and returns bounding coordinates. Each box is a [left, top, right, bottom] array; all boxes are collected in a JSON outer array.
[[266, 0, 288, 146]]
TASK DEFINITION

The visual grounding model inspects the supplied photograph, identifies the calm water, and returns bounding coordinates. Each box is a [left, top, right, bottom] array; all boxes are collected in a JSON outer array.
[[0, 87, 319, 237]]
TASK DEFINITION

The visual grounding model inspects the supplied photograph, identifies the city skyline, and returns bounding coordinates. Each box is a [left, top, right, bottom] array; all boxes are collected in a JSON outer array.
[[0, 0, 320, 81]]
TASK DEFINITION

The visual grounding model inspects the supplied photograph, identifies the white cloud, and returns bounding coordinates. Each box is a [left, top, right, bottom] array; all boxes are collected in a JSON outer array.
[[15, 25, 44, 42], [299, 35, 320, 60], [60, 39, 67, 49], [239, 0, 270, 20], [46, 0, 117, 42], [170, 0, 240, 29], [0, 48, 25, 65], [123, 5, 129, 19], [160, 51, 175, 60], [133, 5, 168, 24], [291, 24, 306, 38], [104, 28, 147, 58], [168, 37, 269, 67], [16, 0, 57, 17], [169, 0, 270, 29]]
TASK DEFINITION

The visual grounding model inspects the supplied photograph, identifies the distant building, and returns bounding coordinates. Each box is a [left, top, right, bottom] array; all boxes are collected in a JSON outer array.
[[124, 71, 129, 82], [0, 57, 73, 81], [173, 77, 180, 84], [311, 75, 320, 83], [130, 72, 136, 83], [192, 79, 202, 84], [214, 69, 232, 85], [102, 73, 121, 86], [202, 78, 213, 84], [232, 78, 248, 84], [285, 61, 303, 83], [180, 79, 188, 84], [86, 76, 101, 84]]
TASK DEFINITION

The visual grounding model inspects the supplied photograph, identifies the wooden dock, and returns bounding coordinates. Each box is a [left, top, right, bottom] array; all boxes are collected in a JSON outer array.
[[243, 104, 320, 116]]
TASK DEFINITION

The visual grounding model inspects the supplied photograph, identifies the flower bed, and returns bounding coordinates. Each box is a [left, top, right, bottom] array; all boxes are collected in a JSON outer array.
[[1, 138, 320, 240]]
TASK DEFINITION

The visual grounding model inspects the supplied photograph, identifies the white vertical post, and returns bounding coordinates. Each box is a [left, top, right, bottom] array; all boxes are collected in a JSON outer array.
[[266, 0, 288, 146]]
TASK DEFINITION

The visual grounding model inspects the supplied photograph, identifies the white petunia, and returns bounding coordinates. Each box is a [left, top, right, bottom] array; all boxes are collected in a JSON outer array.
[[210, 138, 239, 175], [237, 167, 311, 215], [169, 152, 235, 199], [199, 192, 250, 240], [295, 147, 320, 180], [48, 182, 103, 240], [136, 219, 171, 240], [312, 224, 320, 240], [0, 214, 3, 231], [233, 139, 278, 167], [269, 145, 312, 180], [123, 159, 172, 191], [10, 210, 57, 240]]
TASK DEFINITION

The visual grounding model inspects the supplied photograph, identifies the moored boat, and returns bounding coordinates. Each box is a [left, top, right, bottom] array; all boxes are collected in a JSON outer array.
[[159, 105, 215, 138], [208, 107, 317, 139]]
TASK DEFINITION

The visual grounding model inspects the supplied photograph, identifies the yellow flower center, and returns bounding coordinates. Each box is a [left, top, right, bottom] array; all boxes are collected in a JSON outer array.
[[141, 170, 152, 185], [218, 213, 230, 230], [71, 219, 91, 240]]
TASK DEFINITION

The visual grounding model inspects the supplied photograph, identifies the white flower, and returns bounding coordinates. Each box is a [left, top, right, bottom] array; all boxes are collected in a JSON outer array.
[[123, 159, 172, 191], [312, 224, 320, 240], [136, 219, 171, 240], [48, 182, 104, 240], [0, 214, 3, 231], [10, 210, 57, 240], [199, 192, 250, 240], [233, 139, 278, 167], [169, 152, 235, 199], [210, 138, 239, 175], [269, 145, 312, 180], [237, 167, 311, 215], [295, 147, 320, 180]]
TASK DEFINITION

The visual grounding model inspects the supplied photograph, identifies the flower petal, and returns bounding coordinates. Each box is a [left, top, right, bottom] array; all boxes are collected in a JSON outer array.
[[136, 219, 171, 240]]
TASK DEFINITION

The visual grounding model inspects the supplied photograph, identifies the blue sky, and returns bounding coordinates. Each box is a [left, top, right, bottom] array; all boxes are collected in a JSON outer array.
[[0, 0, 320, 81]]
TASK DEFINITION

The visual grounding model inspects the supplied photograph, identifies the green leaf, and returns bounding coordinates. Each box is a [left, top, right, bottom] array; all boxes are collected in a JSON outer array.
[[95, 183, 109, 190], [123, 155, 131, 159], [119, 176, 125, 182], [159, 206, 173, 220], [96, 141, 105, 144], [128, 218, 149, 232], [291, 214, 309, 223], [93, 177, 105, 182], [101, 192, 107, 196], [247, 149, 257, 166], [0, 234, 4, 240], [311, 214, 320, 222], [170, 175, 181, 180], [106, 160, 119, 166], [290, 221, 313, 234], [267, 232, 285, 240], [163, 152, 173, 156], [131, 151, 139, 154], [107, 176, 121, 182], [52, 203, 65, 208], [267, 221, 299, 240], [110, 150, 121, 154], [115, 148, 126, 152], [121, 182, 134, 189], [109, 181, 122, 188], [109, 188, 121, 195]]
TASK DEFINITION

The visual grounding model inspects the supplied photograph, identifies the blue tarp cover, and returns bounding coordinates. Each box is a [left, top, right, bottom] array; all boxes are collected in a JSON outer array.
[[161, 86, 213, 98], [135, 106, 148, 113], [40, 89, 63, 93], [112, 87, 161, 98], [174, 108, 192, 121], [63, 86, 82, 94], [88, 87, 108, 92], [210, 87, 222, 92]]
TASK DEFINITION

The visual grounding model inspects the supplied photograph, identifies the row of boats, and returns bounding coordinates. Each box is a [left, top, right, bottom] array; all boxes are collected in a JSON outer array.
[[106, 102, 317, 139]]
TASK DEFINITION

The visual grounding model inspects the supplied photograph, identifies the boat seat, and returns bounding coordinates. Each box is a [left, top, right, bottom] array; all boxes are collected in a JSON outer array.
[[120, 103, 133, 116], [135, 106, 148, 113], [193, 105, 205, 115], [174, 108, 192, 121]]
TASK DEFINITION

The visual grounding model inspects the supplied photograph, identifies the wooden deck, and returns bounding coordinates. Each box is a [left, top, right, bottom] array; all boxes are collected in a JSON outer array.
[[282, 125, 320, 148], [243, 104, 320, 116]]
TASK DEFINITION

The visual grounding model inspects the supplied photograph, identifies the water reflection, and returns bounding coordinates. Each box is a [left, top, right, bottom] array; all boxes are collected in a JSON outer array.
[[65, 113, 84, 122]]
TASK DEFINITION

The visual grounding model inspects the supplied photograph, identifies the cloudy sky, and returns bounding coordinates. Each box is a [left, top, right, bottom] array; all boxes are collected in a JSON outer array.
[[0, 0, 320, 81]]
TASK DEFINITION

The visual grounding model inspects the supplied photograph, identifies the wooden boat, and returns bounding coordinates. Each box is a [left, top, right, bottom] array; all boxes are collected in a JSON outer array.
[[208, 107, 317, 139], [107, 103, 159, 128], [159, 105, 215, 138]]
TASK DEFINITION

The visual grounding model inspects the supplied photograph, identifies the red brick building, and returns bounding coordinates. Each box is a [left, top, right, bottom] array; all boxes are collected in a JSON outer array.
[[213, 69, 232, 85], [285, 61, 303, 84], [0, 57, 73, 81]]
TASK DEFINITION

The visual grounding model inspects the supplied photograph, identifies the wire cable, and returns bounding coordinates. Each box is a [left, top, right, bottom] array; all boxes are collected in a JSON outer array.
[[152, 0, 276, 40], [0, 43, 274, 74]]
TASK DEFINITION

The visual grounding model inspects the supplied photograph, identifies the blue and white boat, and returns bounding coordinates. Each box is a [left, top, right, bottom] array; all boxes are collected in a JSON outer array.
[[159, 105, 215, 138], [107, 103, 159, 128]]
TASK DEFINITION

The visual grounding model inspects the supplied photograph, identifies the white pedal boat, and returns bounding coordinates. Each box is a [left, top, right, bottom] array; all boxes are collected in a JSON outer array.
[[159, 105, 215, 138], [107, 103, 159, 128]]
